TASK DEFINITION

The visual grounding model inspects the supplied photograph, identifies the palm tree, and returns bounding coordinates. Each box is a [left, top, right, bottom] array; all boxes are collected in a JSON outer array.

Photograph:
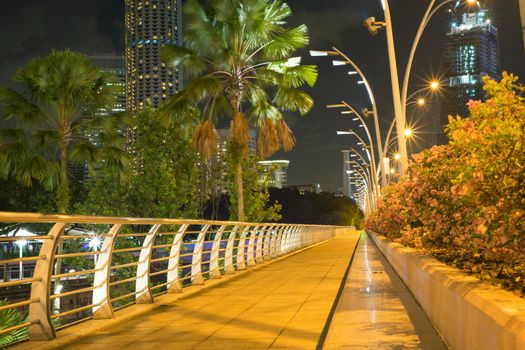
[[160, 0, 317, 221], [0, 50, 129, 213]]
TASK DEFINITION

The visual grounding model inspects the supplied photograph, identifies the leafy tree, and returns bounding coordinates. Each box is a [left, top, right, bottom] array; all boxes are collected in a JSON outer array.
[[160, 0, 317, 220], [226, 144, 281, 222], [0, 50, 129, 213], [78, 108, 199, 219], [270, 187, 364, 226]]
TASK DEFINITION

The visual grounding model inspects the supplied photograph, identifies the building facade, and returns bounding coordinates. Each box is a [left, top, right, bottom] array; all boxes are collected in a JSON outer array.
[[257, 160, 290, 189], [125, 0, 183, 111], [439, 1, 501, 144], [88, 52, 127, 117]]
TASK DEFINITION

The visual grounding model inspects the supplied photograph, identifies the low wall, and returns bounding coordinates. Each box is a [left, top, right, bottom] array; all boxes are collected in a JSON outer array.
[[368, 231, 525, 350]]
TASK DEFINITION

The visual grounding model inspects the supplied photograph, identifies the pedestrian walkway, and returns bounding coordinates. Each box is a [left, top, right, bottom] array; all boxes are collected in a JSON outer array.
[[322, 235, 447, 349], [37, 232, 446, 350]]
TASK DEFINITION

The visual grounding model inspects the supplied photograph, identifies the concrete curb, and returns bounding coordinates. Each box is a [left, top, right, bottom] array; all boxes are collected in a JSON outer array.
[[13, 230, 354, 350], [367, 231, 525, 350]]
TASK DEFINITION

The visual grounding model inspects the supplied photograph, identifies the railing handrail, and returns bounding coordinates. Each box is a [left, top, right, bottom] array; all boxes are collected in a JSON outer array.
[[0, 211, 336, 227], [0, 211, 348, 346]]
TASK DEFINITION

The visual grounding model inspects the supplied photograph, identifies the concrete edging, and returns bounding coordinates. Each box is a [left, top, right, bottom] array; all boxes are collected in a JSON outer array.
[[367, 231, 525, 350]]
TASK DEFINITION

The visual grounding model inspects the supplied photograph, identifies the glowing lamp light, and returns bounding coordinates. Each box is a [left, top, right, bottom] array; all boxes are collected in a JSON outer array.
[[430, 80, 440, 90], [394, 153, 401, 160], [88, 236, 102, 250], [15, 239, 28, 248], [417, 98, 426, 106], [405, 129, 413, 137]]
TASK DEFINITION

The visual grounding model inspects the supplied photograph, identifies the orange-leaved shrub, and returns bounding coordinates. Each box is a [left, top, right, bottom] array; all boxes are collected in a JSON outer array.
[[366, 73, 525, 295]]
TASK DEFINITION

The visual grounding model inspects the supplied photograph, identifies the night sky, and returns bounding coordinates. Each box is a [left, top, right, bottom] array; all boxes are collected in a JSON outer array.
[[1, 0, 524, 192]]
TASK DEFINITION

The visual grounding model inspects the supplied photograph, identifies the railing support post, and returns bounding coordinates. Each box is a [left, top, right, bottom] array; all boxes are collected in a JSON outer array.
[[136, 224, 162, 304], [224, 225, 239, 274], [28, 222, 66, 341], [167, 224, 189, 293], [236, 226, 250, 270], [209, 225, 227, 279], [93, 224, 123, 319], [191, 224, 210, 285], [263, 225, 273, 261], [255, 225, 267, 263], [246, 226, 258, 267]]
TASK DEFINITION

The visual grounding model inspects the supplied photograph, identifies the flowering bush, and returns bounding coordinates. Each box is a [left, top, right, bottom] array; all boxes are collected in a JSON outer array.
[[366, 73, 525, 296]]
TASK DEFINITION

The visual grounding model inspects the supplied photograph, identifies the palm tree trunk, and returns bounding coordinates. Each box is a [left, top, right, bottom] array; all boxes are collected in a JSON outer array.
[[57, 144, 69, 214], [234, 162, 245, 221]]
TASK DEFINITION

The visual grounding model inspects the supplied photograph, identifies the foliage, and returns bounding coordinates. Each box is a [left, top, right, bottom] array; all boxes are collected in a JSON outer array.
[[270, 187, 364, 227], [0, 177, 55, 213], [366, 73, 525, 296], [0, 300, 28, 347], [226, 145, 282, 222], [0, 50, 129, 213], [160, 0, 317, 220], [77, 108, 199, 219]]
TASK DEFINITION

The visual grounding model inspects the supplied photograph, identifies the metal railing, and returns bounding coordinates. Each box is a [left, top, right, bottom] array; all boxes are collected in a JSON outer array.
[[0, 212, 342, 343]]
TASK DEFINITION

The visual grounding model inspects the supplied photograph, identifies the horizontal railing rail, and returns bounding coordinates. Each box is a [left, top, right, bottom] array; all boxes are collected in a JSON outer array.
[[0, 211, 343, 345]]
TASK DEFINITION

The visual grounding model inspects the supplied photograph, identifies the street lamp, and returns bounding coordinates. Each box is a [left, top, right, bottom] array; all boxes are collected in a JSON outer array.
[[311, 48, 388, 188], [365, 0, 476, 173], [330, 102, 382, 190], [15, 239, 27, 280]]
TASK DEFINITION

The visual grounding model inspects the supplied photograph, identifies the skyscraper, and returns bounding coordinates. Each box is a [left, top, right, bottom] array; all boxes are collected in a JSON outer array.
[[125, 0, 183, 111], [438, 1, 501, 144], [88, 52, 127, 116]]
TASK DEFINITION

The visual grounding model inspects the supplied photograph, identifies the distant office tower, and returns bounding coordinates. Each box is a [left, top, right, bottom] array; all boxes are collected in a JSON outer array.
[[88, 52, 127, 116], [125, 0, 183, 111], [68, 52, 128, 183], [257, 160, 290, 189], [438, 2, 501, 144]]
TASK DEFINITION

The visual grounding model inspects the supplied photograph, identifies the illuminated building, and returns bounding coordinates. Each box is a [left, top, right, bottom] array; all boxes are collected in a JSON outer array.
[[125, 0, 183, 111], [438, 1, 501, 144], [257, 160, 290, 189]]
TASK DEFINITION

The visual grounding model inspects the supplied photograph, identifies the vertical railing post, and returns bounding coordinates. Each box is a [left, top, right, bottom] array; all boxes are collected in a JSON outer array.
[[167, 224, 189, 293], [255, 225, 267, 263], [269, 226, 278, 258], [236, 226, 250, 270], [28, 222, 66, 341], [136, 224, 162, 304], [246, 226, 258, 267], [275, 226, 286, 256], [191, 224, 210, 285], [278, 226, 290, 255], [209, 225, 227, 279], [92, 224, 123, 319], [224, 225, 239, 274], [263, 225, 273, 260]]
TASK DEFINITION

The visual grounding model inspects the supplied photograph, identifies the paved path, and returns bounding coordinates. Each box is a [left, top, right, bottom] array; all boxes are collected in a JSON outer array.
[[55, 232, 446, 350]]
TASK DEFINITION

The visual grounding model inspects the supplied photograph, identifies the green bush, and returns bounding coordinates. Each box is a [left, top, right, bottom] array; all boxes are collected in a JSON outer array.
[[366, 73, 524, 296]]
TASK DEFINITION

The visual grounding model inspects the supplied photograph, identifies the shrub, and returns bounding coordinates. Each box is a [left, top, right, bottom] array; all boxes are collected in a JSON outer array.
[[366, 73, 525, 296]]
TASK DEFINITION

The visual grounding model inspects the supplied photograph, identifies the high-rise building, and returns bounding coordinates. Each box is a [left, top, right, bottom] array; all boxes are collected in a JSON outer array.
[[88, 52, 127, 116], [257, 160, 290, 189], [438, 1, 501, 144], [125, 0, 183, 111], [68, 52, 128, 182]]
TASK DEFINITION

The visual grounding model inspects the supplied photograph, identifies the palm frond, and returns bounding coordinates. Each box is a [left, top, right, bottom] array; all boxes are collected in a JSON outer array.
[[0, 88, 42, 124], [12, 154, 59, 190], [263, 24, 309, 60], [277, 119, 295, 151], [192, 119, 218, 159], [70, 141, 101, 164], [0, 300, 28, 347], [274, 87, 314, 115], [257, 118, 280, 158], [231, 112, 250, 157], [160, 45, 206, 78]]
